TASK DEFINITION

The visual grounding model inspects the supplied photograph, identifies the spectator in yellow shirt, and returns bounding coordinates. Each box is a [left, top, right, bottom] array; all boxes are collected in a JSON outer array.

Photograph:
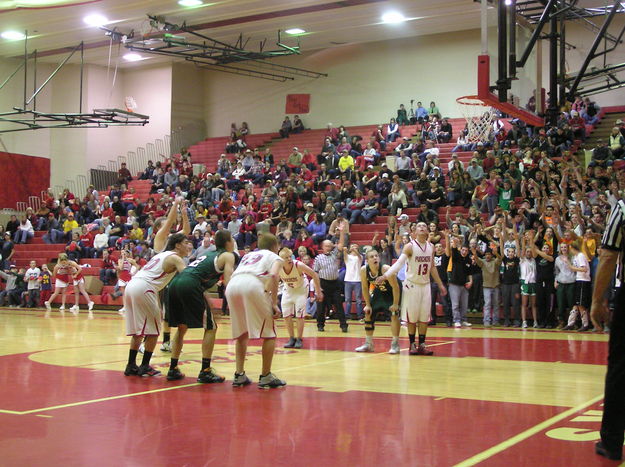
[[62, 212, 79, 241], [338, 150, 354, 177]]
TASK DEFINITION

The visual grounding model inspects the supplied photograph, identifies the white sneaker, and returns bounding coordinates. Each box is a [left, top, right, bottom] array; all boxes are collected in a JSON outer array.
[[69, 305, 79, 315], [118, 307, 125, 316], [522, 320, 528, 329], [160, 341, 172, 352], [462, 321, 472, 327], [44, 301, 51, 311], [533, 321, 539, 328], [454, 322, 462, 328], [138, 342, 145, 354], [59, 305, 65, 312], [355, 342, 374, 352], [87, 301, 94, 311], [388, 342, 400, 354]]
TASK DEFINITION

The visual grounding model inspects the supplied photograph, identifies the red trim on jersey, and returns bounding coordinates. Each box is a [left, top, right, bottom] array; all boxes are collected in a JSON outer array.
[[413, 239, 429, 252]]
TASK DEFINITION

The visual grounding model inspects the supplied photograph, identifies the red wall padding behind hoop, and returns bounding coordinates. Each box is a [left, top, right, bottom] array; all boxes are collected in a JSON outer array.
[[0, 152, 50, 209]]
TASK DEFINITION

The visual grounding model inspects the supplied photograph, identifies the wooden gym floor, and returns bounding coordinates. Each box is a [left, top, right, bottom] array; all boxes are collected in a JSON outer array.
[[0, 307, 620, 466]]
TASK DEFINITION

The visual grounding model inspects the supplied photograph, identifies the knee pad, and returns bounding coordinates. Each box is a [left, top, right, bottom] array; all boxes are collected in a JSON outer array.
[[364, 320, 374, 331]]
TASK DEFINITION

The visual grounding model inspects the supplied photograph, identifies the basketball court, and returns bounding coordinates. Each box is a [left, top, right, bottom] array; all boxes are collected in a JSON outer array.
[[0, 308, 615, 466]]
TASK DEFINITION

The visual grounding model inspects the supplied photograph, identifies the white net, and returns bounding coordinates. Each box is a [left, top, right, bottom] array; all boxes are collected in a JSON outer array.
[[456, 96, 495, 143]]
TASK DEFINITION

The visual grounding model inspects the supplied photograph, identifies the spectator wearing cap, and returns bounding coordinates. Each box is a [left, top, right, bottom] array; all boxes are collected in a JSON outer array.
[[241, 150, 255, 171], [428, 166, 445, 188], [62, 212, 79, 242], [287, 147, 303, 174], [192, 214, 209, 235], [376, 173, 392, 210], [590, 139, 613, 167]]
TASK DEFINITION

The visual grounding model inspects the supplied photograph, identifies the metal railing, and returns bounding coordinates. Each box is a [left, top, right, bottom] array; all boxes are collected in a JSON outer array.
[[13, 122, 206, 213]]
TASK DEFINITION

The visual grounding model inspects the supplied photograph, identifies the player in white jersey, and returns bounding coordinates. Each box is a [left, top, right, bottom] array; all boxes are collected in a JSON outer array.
[[153, 199, 190, 352], [278, 247, 323, 349], [378, 221, 447, 355], [225, 233, 286, 389], [123, 233, 190, 378]]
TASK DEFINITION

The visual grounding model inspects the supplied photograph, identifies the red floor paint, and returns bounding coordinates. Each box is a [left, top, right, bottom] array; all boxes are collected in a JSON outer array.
[[0, 334, 612, 465], [0, 380, 567, 467]]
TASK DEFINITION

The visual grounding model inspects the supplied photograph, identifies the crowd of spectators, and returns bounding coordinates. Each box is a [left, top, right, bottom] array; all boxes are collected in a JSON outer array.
[[0, 94, 622, 332]]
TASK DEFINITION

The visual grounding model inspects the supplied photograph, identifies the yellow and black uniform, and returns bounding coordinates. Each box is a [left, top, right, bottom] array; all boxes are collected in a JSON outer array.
[[366, 264, 394, 321], [166, 250, 224, 329]]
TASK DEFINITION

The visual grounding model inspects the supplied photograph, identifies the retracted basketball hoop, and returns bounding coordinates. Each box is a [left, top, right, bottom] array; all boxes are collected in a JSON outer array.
[[456, 95, 495, 143]]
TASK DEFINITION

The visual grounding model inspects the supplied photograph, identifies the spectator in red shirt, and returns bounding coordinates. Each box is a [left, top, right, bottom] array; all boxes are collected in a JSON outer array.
[[236, 214, 256, 248], [118, 162, 132, 184], [79, 225, 96, 258], [99, 249, 117, 285]]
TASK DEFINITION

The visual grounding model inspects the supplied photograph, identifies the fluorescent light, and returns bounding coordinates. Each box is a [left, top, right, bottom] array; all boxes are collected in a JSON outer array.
[[83, 14, 108, 27], [178, 0, 203, 6], [123, 53, 147, 62], [505, 0, 512, 5], [285, 28, 306, 35], [1, 31, 26, 41], [381, 11, 406, 24]]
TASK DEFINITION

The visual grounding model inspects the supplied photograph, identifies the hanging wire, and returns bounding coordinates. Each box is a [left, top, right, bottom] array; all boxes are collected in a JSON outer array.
[[108, 41, 121, 107], [105, 36, 113, 107]]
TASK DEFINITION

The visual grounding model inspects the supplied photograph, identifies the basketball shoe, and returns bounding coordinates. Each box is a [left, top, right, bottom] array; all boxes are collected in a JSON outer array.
[[167, 367, 185, 381], [197, 368, 225, 384], [232, 372, 252, 387], [355, 342, 374, 352], [284, 337, 296, 348], [258, 373, 286, 389]]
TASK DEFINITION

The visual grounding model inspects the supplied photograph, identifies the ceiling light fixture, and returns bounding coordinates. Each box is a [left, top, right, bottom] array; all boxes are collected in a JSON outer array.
[[381, 11, 406, 24], [1, 30, 26, 41], [123, 53, 147, 62], [178, 0, 203, 6], [83, 14, 108, 27], [505, 0, 512, 5], [285, 28, 306, 35]]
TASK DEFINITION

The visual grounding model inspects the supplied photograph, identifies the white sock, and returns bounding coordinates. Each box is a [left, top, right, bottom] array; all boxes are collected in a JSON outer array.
[[365, 336, 373, 345], [391, 336, 399, 345]]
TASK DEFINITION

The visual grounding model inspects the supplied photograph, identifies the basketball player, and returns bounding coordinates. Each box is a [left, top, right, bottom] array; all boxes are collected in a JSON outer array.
[[68, 262, 95, 315], [165, 230, 237, 383], [123, 233, 190, 377], [44, 253, 80, 313], [225, 233, 286, 388], [278, 247, 323, 349], [355, 249, 400, 353], [378, 221, 447, 355], [155, 199, 190, 352]]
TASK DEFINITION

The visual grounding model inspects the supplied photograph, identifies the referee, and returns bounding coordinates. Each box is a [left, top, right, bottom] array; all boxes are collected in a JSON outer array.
[[591, 200, 624, 461], [314, 230, 348, 333]]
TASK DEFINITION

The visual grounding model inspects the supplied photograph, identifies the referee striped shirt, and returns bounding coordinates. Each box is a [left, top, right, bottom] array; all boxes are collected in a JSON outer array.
[[602, 200, 625, 281], [314, 249, 340, 280], [602, 200, 625, 251]]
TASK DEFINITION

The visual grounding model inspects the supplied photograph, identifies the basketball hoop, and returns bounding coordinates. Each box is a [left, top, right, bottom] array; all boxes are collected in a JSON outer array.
[[456, 95, 495, 143], [124, 96, 138, 113]]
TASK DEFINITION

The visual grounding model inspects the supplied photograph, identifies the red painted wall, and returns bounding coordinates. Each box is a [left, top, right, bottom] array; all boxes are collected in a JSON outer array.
[[0, 152, 50, 209]]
